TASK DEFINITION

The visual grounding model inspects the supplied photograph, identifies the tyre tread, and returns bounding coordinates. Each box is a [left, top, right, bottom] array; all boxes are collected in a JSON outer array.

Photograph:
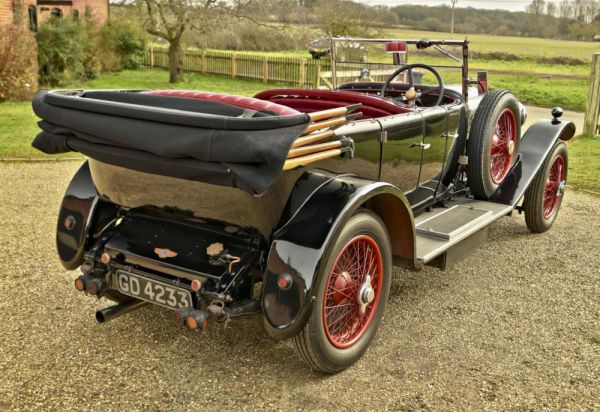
[[523, 141, 568, 233], [290, 210, 391, 374], [467, 89, 520, 199]]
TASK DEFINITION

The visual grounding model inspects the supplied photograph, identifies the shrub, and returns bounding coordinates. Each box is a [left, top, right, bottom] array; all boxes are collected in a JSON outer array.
[[97, 20, 147, 71], [0, 25, 38, 102], [36, 17, 91, 86]]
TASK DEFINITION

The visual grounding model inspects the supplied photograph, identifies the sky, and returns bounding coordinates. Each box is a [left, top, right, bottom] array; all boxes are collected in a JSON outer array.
[[358, 0, 563, 12]]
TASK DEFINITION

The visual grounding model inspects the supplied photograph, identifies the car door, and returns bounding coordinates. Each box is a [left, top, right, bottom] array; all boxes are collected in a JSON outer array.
[[410, 104, 463, 208], [377, 111, 426, 204]]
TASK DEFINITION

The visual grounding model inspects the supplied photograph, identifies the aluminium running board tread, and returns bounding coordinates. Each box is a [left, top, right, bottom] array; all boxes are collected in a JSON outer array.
[[415, 198, 513, 264]]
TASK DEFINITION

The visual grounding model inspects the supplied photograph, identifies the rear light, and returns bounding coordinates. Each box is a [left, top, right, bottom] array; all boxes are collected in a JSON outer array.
[[85, 278, 106, 295], [191, 279, 202, 292], [174, 307, 193, 325], [74, 275, 88, 292], [63, 215, 76, 230], [277, 273, 293, 290], [101, 253, 111, 264], [186, 310, 209, 330]]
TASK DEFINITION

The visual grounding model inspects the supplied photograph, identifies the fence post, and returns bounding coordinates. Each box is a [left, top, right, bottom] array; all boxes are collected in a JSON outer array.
[[231, 53, 237, 78], [201, 50, 207, 73], [263, 57, 269, 83], [149, 45, 154, 68], [584, 52, 600, 136], [315, 62, 321, 88], [299, 59, 306, 87]]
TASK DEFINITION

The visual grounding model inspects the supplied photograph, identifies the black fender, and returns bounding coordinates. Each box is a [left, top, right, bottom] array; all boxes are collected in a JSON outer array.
[[57, 161, 118, 270], [490, 118, 576, 206], [261, 170, 416, 340]]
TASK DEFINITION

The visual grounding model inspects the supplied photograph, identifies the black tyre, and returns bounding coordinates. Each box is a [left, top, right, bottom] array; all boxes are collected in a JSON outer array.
[[523, 141, 568, 233], [467, 89, 521, 199], [291, 211, 392, 373]]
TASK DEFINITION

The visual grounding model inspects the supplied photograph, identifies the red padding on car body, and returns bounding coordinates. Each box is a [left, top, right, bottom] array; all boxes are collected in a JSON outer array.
[[144, 90, 301, 116], [254, 88, 410, 120]]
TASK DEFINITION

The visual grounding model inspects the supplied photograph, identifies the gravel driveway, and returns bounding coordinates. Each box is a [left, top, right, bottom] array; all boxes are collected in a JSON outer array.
[[0, 161, 598, 411]]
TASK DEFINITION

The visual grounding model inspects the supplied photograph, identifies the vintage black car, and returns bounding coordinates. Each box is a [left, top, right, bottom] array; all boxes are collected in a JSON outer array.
[[32, 38, 575, 373]]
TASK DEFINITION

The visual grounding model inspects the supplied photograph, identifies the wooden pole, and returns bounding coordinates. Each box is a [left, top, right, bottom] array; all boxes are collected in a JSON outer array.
[[231, 53, 237, 78], [315, 62, 321, 88], [303, 117, 347, 134], [584, 52, 600, 136], [292, 130, 335, 148], [149, 45, 154, 68], [201, 50, 207, 73], [288, 140, 342, 159], [263, 57, 269, 83], [299, 59, 306, 87], [283, 149, 343, 171]]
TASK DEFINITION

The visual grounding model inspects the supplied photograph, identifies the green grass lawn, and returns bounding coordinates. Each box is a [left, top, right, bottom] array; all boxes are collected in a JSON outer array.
[[568, 135, 600, 193], [1, 68, 597, 194]]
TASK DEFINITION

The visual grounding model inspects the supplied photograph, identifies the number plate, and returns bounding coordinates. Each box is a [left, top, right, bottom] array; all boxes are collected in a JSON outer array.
[[113, 270, 192, 309]]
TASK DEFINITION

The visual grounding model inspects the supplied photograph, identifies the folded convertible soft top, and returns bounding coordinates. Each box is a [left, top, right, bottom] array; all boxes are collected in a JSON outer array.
[[31, 89, 311, 194]]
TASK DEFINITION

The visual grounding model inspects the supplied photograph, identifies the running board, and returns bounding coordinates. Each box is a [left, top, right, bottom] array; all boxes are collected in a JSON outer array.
[[415, 198, 513, 268]]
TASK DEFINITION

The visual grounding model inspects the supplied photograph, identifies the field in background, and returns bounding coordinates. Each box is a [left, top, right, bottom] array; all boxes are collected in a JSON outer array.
[[380, 28, 599, 60], [0, 68, 597, 194], [204, 27, 598, 111]]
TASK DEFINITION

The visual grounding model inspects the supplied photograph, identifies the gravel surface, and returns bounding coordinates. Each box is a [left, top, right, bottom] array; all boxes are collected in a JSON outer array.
[[0, 161, 598, 411]]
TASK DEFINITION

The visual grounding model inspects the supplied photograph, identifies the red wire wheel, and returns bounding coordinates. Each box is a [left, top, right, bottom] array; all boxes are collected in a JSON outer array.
[[523, 141, 568, 234], [322, 235, 383, 349], [490, 108, 517, 185], [543, 154, 565, 219]]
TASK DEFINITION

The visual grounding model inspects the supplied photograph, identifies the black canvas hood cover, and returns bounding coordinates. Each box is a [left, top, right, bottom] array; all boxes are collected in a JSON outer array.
[[31, 89, 310, 194]]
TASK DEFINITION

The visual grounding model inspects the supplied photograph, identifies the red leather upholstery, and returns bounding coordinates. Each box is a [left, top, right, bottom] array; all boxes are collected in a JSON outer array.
[[254, 88, 410, 120], [144, 90, 300, 116]]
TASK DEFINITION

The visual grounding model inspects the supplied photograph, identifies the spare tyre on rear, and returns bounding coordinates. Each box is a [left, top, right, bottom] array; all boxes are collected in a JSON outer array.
[[467, 89, 521, 199]]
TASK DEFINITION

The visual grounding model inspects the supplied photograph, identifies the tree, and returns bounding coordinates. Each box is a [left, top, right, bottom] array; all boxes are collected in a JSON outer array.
[[526, 0, 546, 36], [315, 0, 376, 37], [140, 0, 241, 83], [141, 0, 197, 82]]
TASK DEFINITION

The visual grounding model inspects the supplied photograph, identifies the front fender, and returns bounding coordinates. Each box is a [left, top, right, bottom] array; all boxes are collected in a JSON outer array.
[[261, 170, 415, 340], [491, 118, 576, 205]]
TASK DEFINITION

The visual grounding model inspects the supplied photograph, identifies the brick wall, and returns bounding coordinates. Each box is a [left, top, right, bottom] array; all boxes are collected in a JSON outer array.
[[0, 0, 16, 26], [0, 0, 108, 28]]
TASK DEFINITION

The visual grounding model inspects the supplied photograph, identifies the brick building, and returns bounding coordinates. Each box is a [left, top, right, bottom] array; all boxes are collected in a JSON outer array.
[[0, 0, 108, 30]]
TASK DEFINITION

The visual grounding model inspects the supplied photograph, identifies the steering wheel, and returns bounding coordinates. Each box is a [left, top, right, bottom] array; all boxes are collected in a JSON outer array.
[[380, 63, 445, 107]]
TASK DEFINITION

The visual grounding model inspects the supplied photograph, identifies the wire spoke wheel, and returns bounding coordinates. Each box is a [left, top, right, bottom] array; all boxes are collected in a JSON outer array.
[[323, 235, 383, 349], [542, 154, 565, 219], [490, 108, 517, 185], [291, 212, 391, 373], [523, 141, 568, 233]]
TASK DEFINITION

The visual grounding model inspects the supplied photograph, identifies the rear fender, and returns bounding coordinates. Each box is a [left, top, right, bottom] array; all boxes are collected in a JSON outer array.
[[262, 170, 415, 340], [57, 161, 118, 270], [490, 118, 576, 205]]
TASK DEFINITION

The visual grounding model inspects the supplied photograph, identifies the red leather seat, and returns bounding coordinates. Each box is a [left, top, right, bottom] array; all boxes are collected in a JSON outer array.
[[144, 90, 301, 116], [254, 88, 411, 119]]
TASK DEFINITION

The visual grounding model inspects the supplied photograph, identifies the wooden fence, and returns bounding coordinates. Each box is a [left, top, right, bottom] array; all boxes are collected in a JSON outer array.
[[584, 52, 600, 135], [141, 47, 398, 88]]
